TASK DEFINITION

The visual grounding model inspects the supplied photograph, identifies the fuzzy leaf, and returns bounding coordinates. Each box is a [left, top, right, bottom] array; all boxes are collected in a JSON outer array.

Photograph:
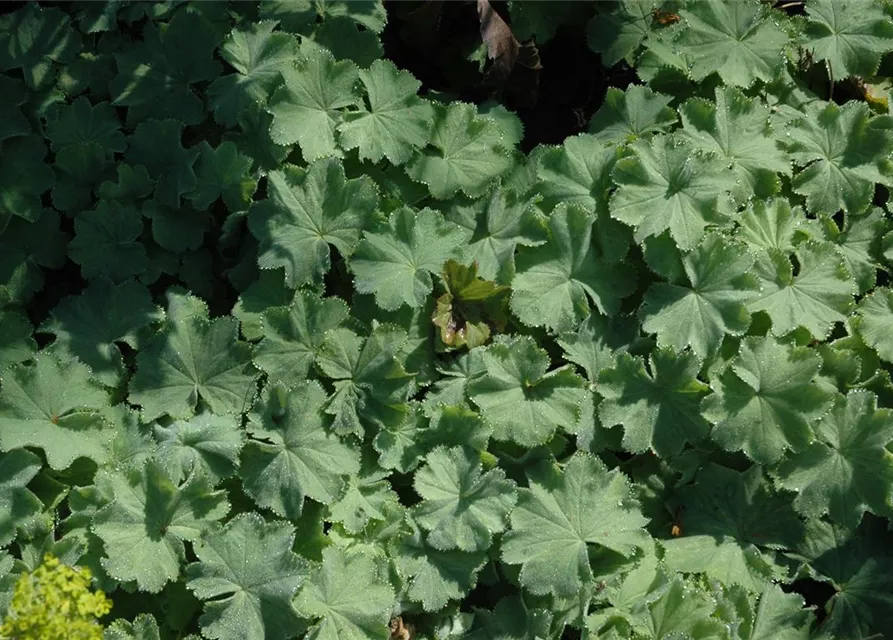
[[501, 454, 650, 597]]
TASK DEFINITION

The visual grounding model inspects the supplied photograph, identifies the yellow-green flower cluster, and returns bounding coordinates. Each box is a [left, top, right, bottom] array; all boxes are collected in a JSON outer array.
[[0, 553, 111, 640]]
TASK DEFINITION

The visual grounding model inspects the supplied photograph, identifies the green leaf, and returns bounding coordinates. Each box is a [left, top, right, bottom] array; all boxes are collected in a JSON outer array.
[[242, 382, 360, 519], [249, 159, 379, 287], [51, 142, 115, 214], [45, 97, 125, 153], [129, 293, 258, 421], [440, 188, 547, 284], [307, 17, 383, 68], [125, 119, 199, 208], [391, 517, 487, 612], [351, 206, 470, 311], [589, 85, 677, 145], [663, 463, 802, 590], [0, 449, 43, 547], [468, 594, 554, 640], [501, 453, 650, 597], [413, 446, 517, 552], [103, 613, 163, 640], [338, 59, 434, 165], [187, 141, 257, 212], [93, 460, 229, 593], [153, 413, 244, 487], [268, 46, 361, 161], [788, 101, 893, 215], [511, 203, 637, 332], [316, 325, 411, 436], [294, 546, 395, 640], [558, 312, 638, 383], [0, 76, 29, 143], [40, 278, 163, 387], [260, 1, 387, 35], [598, 348, 710, 456], [640, 232, 759, 358], [327, 456, 398, 535], [468, 335, 586, 447], [794, 517, 893, 638], [405, 103, 515, 199], [610, 134, 736, 250], [253, 290, 349, 386], [0, 135, 55, 223], [0, 310, 36, 370], [208, 21, 300, 127], [702, 336, 833, 464], [855, 286, 893, 362], [586, 0, 653, 66], [68, 201, 148, 282], [736, 198, 807, 255], [0, 354, 111, 470], [110, 11, 220, 126], [675, 0, 788, 87], [810, 207, 885, 294], [0, 3, 81, 90], [776, 391, 893, 528], [232, 268, 295, 342], [802, 0, 893, 81], [186, 513, 308, 640], [747, 241, 856, 340], [680, 86, 791, 201], [640, 577, 729, 638]]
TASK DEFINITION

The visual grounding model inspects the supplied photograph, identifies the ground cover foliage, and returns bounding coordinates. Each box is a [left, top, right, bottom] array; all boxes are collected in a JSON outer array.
[[3, 0, 893, 638]]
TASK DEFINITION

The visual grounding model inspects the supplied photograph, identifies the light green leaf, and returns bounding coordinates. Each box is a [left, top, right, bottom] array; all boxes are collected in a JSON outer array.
[[736, 198, 806, 254], [599, 348, 710, 456], [511, 203, 636, 332], [680, 86, 791, 201], [153, 413, 243, 487], [468, 335, 586, 447], [316, 325, 412, 436], [129, 293, 258, 421], [501, 453, 650, 597], [0, 354, 111, 470], [855, 286, 893, 362], [413, 446, 517, 552], [589, 85, 676, 145], [338, 59, 434, 165], [40, 278, 163, 387], [610, 134, 736, 250], [405, 102, 515, 199], [242, 382, 360, 519], [776, 391, 893, 528], [93, 461, 229, 593], [268, 46, 361, 161], [350, 207, 470, 311], [253, 290, 348, 385], [186, 513, 308, 640], [208, 21, 300, 127], [392, 517, 486, 612], [294, 546, 395, 640], [788, 100, 893, 215], [702, 336, 833, 464], [640, 232, 758, 358], [810, 207, 885, 294], [676, 0, 788, 87], [802, 0, 893, 81], [440, 188, 547, 284], [747, 241, 856, 340], [249, 159, 379, 287], [0, 449, 43, 547]]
